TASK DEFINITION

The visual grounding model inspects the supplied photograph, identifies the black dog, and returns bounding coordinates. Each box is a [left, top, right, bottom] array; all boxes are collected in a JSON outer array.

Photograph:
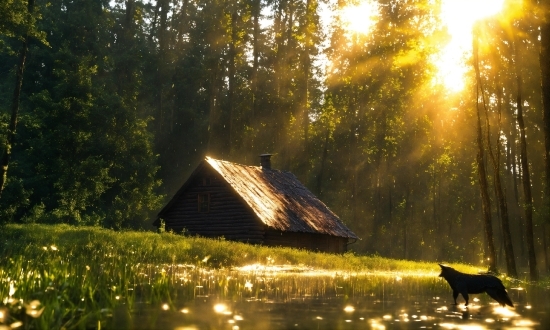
[[439, 264, 514, 307]]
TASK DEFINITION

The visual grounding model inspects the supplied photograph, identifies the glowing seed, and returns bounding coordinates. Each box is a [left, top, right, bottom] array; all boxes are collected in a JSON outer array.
[[9, 283, 16, 297], [26, 307, 45, 318], [214, 303, 227, 314], [10, 321, 23, 328], [514, 320, 538, 327], [344, 305, 355, 313]]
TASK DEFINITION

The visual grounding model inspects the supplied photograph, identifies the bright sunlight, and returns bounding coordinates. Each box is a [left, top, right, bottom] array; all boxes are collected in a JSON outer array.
[[339, 1, 379, 36], [337, 0, 505, 93], [435, 0, 505, 93]]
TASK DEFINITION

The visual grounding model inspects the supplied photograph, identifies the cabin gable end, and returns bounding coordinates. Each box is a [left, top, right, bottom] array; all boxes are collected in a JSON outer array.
[[158, 164, 265, 243]]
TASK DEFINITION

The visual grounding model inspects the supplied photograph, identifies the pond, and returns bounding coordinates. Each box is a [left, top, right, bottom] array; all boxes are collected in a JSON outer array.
[[107, 265, 550, 330]]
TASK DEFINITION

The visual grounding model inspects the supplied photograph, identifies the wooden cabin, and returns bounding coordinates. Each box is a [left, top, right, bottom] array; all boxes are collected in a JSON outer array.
[[153, 155, 358, 253]]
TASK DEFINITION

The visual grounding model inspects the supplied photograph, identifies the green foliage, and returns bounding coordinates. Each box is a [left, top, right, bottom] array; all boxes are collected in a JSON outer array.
[[0, 0, 47, 55], [1, 0, 163, 228], [0, 0, 548, 272]]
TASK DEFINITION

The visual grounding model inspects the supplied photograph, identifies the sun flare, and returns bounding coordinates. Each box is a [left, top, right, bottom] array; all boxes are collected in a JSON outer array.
[[434, 0, 505, 93], [339, 1, 379, 35]]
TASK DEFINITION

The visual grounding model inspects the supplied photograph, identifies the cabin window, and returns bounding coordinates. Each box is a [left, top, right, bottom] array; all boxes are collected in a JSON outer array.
[[202, 177, 211, 186], [198, 193, 210, 212]]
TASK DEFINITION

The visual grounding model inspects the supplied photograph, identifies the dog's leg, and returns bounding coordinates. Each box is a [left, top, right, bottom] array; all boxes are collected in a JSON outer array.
[[461, 292, 469, 306], [452, 290, 459, 305]]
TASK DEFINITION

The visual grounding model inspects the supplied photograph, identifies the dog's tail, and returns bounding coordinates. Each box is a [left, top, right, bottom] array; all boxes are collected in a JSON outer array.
[[486, 287, 514, 307]]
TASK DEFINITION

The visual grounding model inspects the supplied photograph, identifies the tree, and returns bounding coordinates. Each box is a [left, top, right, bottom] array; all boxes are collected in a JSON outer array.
[[489, 83, 517, 277], [473, 27, 497, 272], [322, 0, 446, 256], [0, 0, 38, 198], [0, 0, 162, 227], [473, 18, 517, 276], [513, 39, 538, 281], [538, 0, 550, 274]]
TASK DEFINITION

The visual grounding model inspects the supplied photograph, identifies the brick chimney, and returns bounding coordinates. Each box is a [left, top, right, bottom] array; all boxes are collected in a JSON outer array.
[[260, 154, 272, 169]]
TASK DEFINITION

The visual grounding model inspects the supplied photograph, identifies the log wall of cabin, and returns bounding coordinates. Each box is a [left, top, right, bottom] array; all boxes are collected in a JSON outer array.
[[163, 168, 265, 244], [264, 230, 348, 253]]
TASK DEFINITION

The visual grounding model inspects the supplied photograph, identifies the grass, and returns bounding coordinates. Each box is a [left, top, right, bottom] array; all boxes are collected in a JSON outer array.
[[0, 224, 498, 329], [1, 224, 479, 272]]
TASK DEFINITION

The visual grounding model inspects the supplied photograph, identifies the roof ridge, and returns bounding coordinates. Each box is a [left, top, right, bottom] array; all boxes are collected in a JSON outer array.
[[207, 156, 285, 172]]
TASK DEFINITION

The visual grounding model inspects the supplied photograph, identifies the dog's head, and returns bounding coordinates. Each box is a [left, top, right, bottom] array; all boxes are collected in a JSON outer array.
[[438, 264, 451, 277]]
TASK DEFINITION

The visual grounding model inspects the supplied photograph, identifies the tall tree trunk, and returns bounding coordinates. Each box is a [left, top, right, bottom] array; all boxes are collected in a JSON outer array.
[[251, 0, 260, 119], [149, 1, 160, 47], [543, 223, 550, 273], [316, 127, 330, 197], [432, 162, 437, 230], [0, 0, 35, 198], [207, 63, 220, 154], [485, 85, 517, 277], [176, 0, 189, 48], [539, 0, 550, 274], [273, 0, 287, 166], [515, 57, 538, 281], [228, 10, 238, 155], [506, 124, 526, 265], [282, 0, 294, 170], [347, 92, 359, 228], [125, 0, 135, 38], [301, 0, 313, 171], [372, 112, 387, 241], [156, 0, 169, 131], [473, 31, 497, 272], [115, 0, 135, 94], [516, 81, 538, 280], [404, 188, 410, 259]]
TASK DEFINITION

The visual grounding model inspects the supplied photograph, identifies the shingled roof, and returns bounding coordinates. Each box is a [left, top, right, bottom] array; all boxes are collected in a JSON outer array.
[[158, 156, 358, 239]]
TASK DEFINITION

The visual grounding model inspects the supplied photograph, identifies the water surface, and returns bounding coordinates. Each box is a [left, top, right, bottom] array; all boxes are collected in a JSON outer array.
[[111, 267, 550, 329]]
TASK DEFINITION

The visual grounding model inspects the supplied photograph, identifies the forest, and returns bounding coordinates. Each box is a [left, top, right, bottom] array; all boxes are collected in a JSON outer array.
[[1, 0, 549, 279]]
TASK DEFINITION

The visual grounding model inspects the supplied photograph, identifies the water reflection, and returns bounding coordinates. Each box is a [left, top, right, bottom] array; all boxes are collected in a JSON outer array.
[[110, 267, 549, 329]]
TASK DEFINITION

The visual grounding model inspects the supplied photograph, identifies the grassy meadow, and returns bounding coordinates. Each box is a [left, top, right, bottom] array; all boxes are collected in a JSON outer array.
[[0, 224, 494, 329]]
